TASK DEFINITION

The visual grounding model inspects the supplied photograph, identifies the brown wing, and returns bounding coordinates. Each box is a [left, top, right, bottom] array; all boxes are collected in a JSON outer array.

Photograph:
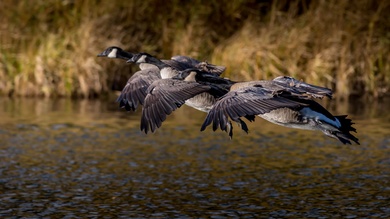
[[141, 79, 211, 134], [272, 76, 333, 99], [201, 86, 304, 133], [166, 55, 226, 75], [117, 68, 161, 111], [162, 59, 193, 72], [195, 62, 226, 76]]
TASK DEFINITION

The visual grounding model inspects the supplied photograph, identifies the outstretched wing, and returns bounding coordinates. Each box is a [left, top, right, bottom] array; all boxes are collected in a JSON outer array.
[[201, 86, 303, 133], [195, 62, 226, 76], [117, 68, 161, 111], [169, 55, 226, 75], [141, 79, 211, 133], [162, 59, 194, 72], [272, 76, 333, 99]]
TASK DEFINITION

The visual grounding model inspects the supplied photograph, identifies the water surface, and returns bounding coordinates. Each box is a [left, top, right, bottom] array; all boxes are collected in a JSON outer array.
[[0, 97, 389, 218]]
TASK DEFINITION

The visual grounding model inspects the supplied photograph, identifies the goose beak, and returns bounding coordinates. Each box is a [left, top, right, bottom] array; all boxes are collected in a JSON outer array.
[[172, 72, 184, 80], [126, 57, 136, 63], [97, 52, 106, 57]]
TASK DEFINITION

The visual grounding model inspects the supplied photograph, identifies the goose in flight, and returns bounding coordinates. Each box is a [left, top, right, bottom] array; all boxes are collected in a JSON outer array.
[[200, 77, 359, 145], [97, 47, 225, 111], [140, 69, 358, 144]]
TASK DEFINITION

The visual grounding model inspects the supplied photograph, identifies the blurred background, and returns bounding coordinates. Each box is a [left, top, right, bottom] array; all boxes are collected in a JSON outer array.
[[1, 0, 389, 99]]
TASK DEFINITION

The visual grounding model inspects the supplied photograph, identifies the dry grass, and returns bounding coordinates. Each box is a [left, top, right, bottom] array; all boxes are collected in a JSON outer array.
[[211, 0, 390, 98], [0, 0, 389, 98]]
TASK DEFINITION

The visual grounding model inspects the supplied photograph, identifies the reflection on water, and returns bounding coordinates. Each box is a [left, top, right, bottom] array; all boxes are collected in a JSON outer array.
[[0, 97, 389, 218]]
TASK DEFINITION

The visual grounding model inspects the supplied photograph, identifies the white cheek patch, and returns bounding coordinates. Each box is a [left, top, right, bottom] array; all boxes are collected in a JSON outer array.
[[107, 48, 118, 58], [137, 55, 147, 63], [184, 71, 197, 82]]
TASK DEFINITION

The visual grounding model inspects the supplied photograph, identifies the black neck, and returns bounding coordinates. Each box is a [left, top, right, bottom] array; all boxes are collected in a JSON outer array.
[[117, 50, 134, 60], [147, 56, 170, 69]]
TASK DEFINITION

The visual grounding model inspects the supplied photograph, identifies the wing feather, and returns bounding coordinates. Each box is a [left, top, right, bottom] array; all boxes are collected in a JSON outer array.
[[167, 56, 226, 75], [202, 86, 304, 133], [117, 69, 161, 111], [141, 79, 211, 133], [272, 76, 333, 99]]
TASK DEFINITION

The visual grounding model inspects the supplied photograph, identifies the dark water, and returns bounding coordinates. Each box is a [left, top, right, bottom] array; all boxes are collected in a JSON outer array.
[[0, 97, 389, 218]]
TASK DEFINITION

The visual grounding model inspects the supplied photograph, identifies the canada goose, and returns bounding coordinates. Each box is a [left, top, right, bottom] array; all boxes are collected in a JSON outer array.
[[98, 47, 161, 111], [200, 79, 359, 145], [139, 69, 247, 136], [128, 52, 226, 78], [98, 47, 220, 111], [98, 47, 226, 112], [98, 46, 158, 71]]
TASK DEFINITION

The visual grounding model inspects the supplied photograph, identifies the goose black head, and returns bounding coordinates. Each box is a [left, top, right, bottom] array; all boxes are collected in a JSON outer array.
[[127, 52, 154, 64], [172, 69, 205, 81], [97, 46, 133, 60]]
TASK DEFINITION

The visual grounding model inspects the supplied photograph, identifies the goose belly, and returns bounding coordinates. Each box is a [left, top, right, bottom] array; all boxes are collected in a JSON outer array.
[[258, 108, 318, 131], [259, 107, 341, 132], [184, 93, 216, 113]]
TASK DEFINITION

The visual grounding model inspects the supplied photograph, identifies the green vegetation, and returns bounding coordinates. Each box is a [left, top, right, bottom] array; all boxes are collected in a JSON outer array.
[[1, 0, 389, 98]]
